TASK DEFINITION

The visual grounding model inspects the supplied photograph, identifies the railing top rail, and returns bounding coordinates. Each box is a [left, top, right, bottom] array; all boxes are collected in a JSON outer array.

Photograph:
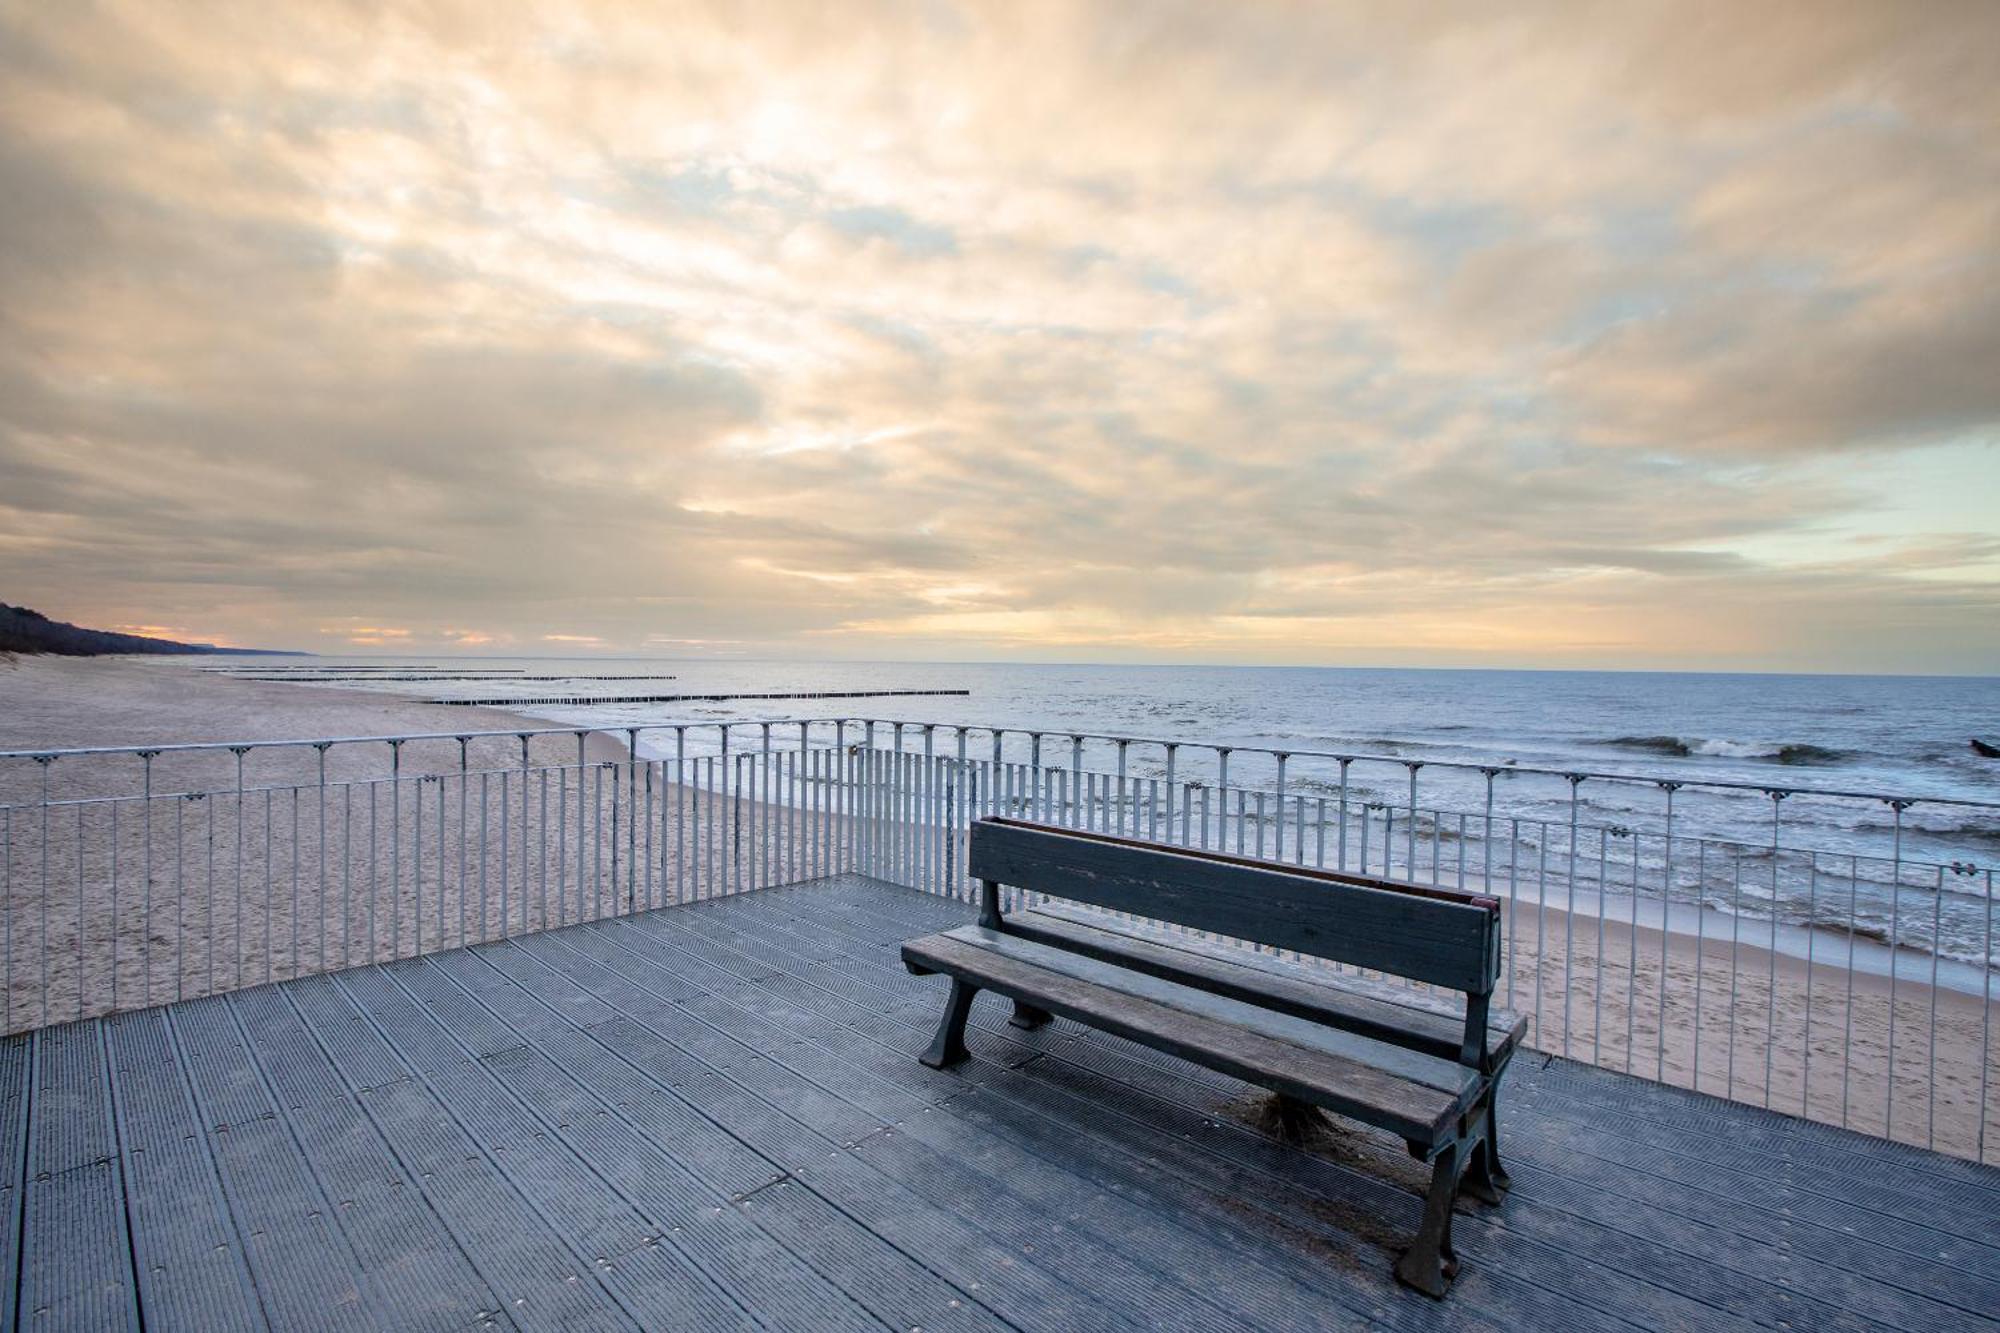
[[6, 712, 1998, 813]]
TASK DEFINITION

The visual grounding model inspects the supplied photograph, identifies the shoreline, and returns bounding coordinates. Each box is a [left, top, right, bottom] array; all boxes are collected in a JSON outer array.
[[1457, 876, 1996, 999]]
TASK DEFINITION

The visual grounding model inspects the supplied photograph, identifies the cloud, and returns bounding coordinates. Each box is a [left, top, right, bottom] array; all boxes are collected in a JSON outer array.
[[111, 623, 199, 639], [320, 624, 412, 646], [1, 1, 1996, 671]]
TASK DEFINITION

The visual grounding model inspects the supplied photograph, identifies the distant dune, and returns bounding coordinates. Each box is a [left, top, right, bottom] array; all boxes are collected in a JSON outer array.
[[0, 602, 303, 656]]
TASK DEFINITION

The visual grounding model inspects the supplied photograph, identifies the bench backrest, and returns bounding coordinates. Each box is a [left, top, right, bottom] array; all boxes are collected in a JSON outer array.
[[969, 817, 1501, 996]]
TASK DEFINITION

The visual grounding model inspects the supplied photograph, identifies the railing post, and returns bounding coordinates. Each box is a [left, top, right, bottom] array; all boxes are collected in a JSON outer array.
[[922, 725, 937, 892], [33, 755, 53, 1029], [1070, 736, 1085, 827], [1274, 753, 1289, 863], [1885, 796, 1914, 1140], [1216, 748, 1231, 853], [1762, 788, 1790, 1106], [1562, 772, 1585, 1058], [1115, 740, 1129, 836], [229, 746, 249, 989], [515, 734, 531, 936], [863, 722, 876, 877], [1655, 780, 1680, 1082], [138, 750, 157, 1007], [1404, 761, 1424, 882], [629, 727, 643, 913], [1028, 733, 1043, 822], [387, 739, 404, 964]]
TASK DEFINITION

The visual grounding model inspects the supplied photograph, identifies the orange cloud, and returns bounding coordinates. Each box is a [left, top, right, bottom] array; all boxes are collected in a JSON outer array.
[[112, 623, 196, 639]]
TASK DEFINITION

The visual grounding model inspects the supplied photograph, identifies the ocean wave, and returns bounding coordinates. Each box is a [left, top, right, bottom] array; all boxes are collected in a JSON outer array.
[[1835, 815, 2000, 849], [1286, 774, 1390, 801], [1594, 735, 1850, 766], [1811, 919, 1998, 966]]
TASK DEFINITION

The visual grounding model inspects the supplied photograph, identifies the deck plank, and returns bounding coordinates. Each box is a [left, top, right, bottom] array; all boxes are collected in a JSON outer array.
[[2, 873, 1995, 1331], [19, 1025, 137, 1332], [101, 1010, 269, 1331], [0, 1037, 29, 1333]]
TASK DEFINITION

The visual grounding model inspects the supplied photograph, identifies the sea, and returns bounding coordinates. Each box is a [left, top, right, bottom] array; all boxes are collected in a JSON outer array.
[[203, 657, 2000, 974]]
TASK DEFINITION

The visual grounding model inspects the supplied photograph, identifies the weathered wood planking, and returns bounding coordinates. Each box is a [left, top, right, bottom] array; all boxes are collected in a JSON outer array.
[[1009, 905, 1529, 1073], [906, 928, 1477, 1141]]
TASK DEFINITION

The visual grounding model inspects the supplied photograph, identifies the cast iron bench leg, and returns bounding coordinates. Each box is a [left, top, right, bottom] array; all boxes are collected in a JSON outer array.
[[1487, 1087, 1511, 1190], [1459, 1097, 1507, 1207], [1395, 1140, 1463, 1298], [1269, 1093, 1331, 1144], [920, 978, 980, 1069], [1474, 1072, 1511, 1194], [1007, 1000, 1053, 1030]]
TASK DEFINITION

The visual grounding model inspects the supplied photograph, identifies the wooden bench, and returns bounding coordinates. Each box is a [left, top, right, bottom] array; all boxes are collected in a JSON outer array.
[[900, 817, 1524, 1297]]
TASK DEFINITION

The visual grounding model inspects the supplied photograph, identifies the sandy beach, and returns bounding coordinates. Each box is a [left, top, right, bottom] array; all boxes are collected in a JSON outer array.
[[1, 655, 850, 1027], [2, 654, 1994, 1164], [1488, 894, 1995, 1161]]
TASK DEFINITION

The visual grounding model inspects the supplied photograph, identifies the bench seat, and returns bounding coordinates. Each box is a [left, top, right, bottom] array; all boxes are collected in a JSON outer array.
[[905, 924, 1484, 1145]]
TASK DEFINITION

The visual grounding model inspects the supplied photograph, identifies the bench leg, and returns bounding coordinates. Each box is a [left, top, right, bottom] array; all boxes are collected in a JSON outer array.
[[919, 979, 979, 1069], [1465, 1077, 1512, 1200], [1394, 1141, 1462, 1298], [1268, 1094, 1331, 1144], [1458, 1101, 1507, 1207], [1007, 1000, 1053, 1031]]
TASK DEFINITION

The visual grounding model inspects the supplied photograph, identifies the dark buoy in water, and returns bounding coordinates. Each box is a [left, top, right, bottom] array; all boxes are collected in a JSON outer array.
[[1972, 737, 2000, 759]]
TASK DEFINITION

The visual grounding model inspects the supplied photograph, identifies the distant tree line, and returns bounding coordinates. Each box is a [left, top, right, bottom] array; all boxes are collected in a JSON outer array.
[[0, 603, 299, 656]]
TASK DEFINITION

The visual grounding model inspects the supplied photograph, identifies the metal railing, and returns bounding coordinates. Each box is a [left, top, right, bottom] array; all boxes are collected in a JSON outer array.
[[3, 715, 1995, 1165], [0, 725, 863, 1033]]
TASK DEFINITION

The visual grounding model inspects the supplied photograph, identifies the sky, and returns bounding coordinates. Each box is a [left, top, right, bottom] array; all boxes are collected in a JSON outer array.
[[2, 2, 1997, 673]]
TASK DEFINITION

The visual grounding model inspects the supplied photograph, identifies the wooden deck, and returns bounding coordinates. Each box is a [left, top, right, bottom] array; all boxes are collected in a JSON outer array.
[[5, 874, 1997, 1331]]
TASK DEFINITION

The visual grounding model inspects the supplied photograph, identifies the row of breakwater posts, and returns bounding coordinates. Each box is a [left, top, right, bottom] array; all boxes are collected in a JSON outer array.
[[229, 674, 686, 682], [427, 687, 974, 706], [194, 664, 502, 671]]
